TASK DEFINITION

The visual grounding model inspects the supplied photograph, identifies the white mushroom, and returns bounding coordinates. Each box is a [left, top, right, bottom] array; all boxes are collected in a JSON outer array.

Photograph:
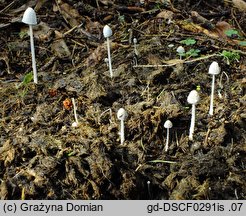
[[187, 90, 200, 141], [117, 108, 127, 145], [176, 46, 185, 60], [22, 7, 38, 84], [208, 61, 221, 116], [104, 58, 109, 67], [71, 122, 78, 127], [103, 25, 113, 78], [164, 120, 173, 152]]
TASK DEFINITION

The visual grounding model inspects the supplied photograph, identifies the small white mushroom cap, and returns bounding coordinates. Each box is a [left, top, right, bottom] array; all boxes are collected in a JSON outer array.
[[22, 7, 37, 25], [133, 38, 137, 44], [117, 108, 127, 121], [164, 120, 173, 129], [72, 122, 79, 127], [208, 61, 220, 75], [187, 90, 200, 105], [103, 25, 112, 38], [176, 46, 185, 54]]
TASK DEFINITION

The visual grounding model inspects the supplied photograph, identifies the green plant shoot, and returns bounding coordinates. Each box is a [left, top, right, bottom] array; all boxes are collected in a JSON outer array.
[[180, 38, 196, 46], [224, 29, 239, 37]]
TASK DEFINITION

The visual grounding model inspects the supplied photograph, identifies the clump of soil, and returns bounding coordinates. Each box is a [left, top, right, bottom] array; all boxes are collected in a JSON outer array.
[[0, 0, 245, 199]]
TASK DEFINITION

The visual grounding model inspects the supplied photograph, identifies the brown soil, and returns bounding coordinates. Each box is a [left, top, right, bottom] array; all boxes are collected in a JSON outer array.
[[0, 0, 245, 200]]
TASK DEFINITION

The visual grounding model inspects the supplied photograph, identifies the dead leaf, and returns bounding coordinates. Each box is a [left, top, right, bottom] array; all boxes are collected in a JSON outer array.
[[214, 21, 234, 39], [233, 0, 246, 11], [0, 181, 8, 200], [86, 43, 105, 67], [147, 54, 162, 65], [156, 10, 174, 21], [85, 17, 102, 36], [177, 20, 214, 35], [34, 22, 54, 41], [0, 140, 15, 166], [56, 0, 83, 27], [51, 30, 71, 58], [85, 42, 121, 67]]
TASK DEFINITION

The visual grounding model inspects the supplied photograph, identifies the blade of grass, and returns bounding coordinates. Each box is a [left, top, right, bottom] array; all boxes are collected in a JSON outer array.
[[148, 160, 177, 164]]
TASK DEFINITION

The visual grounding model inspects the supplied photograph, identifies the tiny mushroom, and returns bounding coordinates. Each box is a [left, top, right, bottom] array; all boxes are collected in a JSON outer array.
[[164, 119, 173, 152], [22, 7, 38, 84], [187, 90, 200, 141], [103, 25, 113, 78], [104, 58, 109, 67], [208, 61, 221, 116], [117, 108, 127, 145], [176, 46, 185, 60]]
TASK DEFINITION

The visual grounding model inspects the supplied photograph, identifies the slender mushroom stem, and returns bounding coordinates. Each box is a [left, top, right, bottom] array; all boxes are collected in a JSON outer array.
[[165, 128, 169, 152], [187, 90, 199, 141], [120, 118, 125, 145], [189, 104, 196, 141], [147, 181, 151, 199], [209, 74, 215, 116], [106, 37, 113, 78], [29, 25, 37, 84], [72, 98, 79, 125]]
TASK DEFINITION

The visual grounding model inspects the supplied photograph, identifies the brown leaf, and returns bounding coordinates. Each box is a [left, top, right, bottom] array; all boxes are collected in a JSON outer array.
[[85, 42, 123, 67], [214, 21, 234, 39], [233, 0, 246, 11], [86, 43, 106, 67], [0, 181, 8, 200], [156, 10, 174, 21], [84, 17, 102, 36], [0, 140, 15, 166], [147, 54, 162, 65], [51, 30, 71, 58], [56, 0, 83, 27], [34, 22, 54, 42]]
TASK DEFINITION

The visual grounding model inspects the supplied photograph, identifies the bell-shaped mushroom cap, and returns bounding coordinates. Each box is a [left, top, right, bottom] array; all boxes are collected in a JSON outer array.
[[176, 46, 185, 54], [117, 108, 127, 121], [208, 61, 220, 75], [164, 120, 173, 129], [103, 25, 112, 38], [22, 7, 37, 25], [187, 90, 200, 105]]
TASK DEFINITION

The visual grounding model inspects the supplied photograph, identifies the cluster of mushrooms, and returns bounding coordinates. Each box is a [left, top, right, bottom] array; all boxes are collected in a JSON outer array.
[[22, 8, 221, 150]]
